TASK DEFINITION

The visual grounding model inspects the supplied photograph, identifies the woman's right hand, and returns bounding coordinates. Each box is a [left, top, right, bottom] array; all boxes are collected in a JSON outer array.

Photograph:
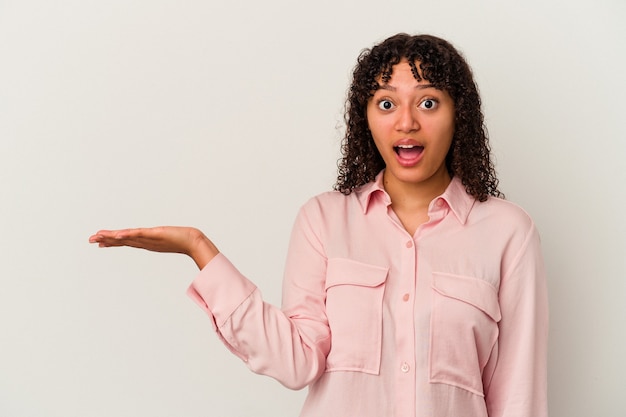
[[88, 226, 219, 270]]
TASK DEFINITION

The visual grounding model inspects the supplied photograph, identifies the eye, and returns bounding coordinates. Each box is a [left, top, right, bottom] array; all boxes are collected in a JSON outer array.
[[419, 98, 438, 110], [377, 99, 395, 110]]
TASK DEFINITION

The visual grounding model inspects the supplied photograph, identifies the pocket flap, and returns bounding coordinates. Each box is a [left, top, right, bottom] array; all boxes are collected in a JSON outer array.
[[325, 258, 388, 290], [432, 273, 501, 322]]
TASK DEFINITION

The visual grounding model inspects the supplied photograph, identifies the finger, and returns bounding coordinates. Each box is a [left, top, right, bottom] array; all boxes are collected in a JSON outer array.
[[89, 228, 146, 242], [89, 229, 125, 242], [103, 233, 170, 250], [114, 227, 160, 240], [94, 237, 149, 250], [112, 228, 138, 239], [89, 229, 138, 245], [93, 236, 129, 247], [89, 233, 115, 244]]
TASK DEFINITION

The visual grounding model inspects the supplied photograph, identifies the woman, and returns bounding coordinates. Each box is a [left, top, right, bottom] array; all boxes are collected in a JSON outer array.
[[90, 33, 548, 417]]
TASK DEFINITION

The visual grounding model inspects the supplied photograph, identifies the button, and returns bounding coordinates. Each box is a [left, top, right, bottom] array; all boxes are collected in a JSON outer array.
[[401, 362, 410, 373], [402, 293, 410, 302], [435, 199, 444, 208], [405, 240, 413, 248]]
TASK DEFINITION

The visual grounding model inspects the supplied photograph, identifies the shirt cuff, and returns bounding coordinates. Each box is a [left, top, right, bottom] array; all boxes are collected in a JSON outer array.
[[186, 253, 257, 329]]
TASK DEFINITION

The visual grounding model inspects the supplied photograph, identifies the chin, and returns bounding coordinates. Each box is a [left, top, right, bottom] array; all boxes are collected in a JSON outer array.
[[388, 165, 448, 187]]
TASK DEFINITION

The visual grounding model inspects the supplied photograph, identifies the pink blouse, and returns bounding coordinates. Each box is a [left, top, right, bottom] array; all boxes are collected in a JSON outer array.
[[187, 173, 549, 417]]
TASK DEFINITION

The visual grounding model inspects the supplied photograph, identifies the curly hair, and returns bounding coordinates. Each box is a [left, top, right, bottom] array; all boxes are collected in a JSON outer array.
[[334, 33, 502, 202]]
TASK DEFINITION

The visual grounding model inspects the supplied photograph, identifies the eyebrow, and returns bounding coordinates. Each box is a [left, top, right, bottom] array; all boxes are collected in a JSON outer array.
[[378, 83, 436, 91]]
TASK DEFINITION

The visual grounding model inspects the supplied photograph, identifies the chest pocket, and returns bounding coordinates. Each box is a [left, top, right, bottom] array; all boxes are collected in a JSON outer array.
[[324, 258, 388, 374], [429, 272, 501, 396]]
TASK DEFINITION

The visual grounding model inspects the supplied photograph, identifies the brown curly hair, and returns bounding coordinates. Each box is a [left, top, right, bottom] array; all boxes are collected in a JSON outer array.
[[334, 33, 502, 202]]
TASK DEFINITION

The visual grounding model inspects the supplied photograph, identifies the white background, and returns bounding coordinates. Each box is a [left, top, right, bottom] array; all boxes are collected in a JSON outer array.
[[1, 0, 625, 416]]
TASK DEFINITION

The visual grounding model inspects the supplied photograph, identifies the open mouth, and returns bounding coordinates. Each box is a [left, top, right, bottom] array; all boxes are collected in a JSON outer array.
[[394, 144, 424, 159]]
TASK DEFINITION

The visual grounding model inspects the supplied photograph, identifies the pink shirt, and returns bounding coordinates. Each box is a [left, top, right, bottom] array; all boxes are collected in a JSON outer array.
[[187, 173, 549, 417]]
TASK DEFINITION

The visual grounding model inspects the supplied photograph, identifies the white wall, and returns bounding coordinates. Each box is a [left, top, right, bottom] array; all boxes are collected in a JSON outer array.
[[1, 0, 624, 416]]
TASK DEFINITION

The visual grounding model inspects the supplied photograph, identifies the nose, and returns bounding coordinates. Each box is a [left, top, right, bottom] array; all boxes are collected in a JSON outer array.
[[395, 106, 420, 133]]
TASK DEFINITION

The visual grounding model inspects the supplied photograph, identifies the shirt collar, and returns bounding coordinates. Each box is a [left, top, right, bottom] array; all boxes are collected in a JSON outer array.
[[436, 176, 475, 225], [356, 170, 475, 225], [356, 171, 389, 213]]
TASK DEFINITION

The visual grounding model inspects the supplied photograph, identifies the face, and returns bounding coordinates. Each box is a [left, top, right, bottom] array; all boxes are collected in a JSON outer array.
[[366, 60, 455, 191]]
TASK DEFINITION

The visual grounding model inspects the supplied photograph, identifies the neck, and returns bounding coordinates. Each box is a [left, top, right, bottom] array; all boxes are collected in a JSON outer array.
[[382, 170, 452, 212]]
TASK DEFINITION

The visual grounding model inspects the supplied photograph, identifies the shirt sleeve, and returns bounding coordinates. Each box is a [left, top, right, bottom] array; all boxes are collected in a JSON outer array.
[[186, 201, 331, 390], [484, 222, 549, 417]]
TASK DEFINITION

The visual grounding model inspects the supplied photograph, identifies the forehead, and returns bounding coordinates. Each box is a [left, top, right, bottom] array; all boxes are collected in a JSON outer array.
[[375, 60, 431, 88], [378, 59, 425, 84]]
